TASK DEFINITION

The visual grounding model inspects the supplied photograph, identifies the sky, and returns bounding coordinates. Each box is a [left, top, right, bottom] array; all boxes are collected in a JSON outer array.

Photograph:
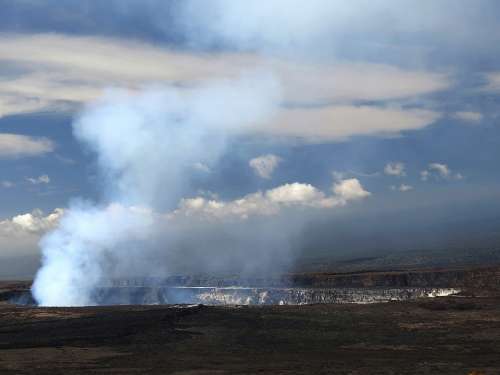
[[1, 0, 500, 280]]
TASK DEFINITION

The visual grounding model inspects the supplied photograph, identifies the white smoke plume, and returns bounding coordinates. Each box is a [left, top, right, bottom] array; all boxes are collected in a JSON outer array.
[[31, 3, 379, 307], [32, 76, 281, 306]]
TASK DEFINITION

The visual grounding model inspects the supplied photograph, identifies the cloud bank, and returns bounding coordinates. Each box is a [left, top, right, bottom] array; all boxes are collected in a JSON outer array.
[[0, 208, 63, 237], [0, 33, 448, 142], [174, 178, 370, 220]]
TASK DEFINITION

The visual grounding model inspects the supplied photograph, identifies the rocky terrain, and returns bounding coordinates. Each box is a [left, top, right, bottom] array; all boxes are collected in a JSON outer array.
[[1, 291, 499, 374], [1, 265, 499, 374]]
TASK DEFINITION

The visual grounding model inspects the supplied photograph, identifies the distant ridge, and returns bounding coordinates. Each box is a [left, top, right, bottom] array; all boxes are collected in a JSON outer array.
[[295, 248, 500, 273]]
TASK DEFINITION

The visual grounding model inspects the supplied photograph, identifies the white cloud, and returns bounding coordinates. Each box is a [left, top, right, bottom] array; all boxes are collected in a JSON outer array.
[[261, 106, 440, 142], [485, 72, 500, 92], [172, 178, 370, 220], [249, 154, 282, 179], [420, 170, 430, 181], [0, 208, 64, 237], [192, 162, 211, 173], [0, 33, 447, 142], [0, 179, 369, 236], [0, 177, 370, 259], [0, 208, 58, 260], [421, 163, 463, 181], [399, 184, 413, 192], [428, 163, 451, 178], [453, 111, 483, 123], [266, 182, 324, 204], [332, 178, 371, 202], [1, 180, 14, 188], [384, 162, 406, 177], [0, 133, 54, 158], [27, 174, 50, 185], [391, 184, 413, 192], [265, 60, 450, 105], [0, 34, 450, 107]]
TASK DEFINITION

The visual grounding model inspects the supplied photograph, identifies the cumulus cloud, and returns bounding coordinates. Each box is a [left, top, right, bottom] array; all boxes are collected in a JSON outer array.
[[266, 183, 325, 204], [453, 111, 483, 123], [421, 163, 463, 181], [0, 208, 64, 237], [332, 178, 371, 201], [0, 176, 370, 278], [0, 219, 42, 261], [429, 163, 451, 178], [249, 154, 282, 179], [173, 178, 370, 220], [0, 34, 447, 142], [27, 175, 50, 185], [384, 162, 406, 177], [0, 133, 54, 158]]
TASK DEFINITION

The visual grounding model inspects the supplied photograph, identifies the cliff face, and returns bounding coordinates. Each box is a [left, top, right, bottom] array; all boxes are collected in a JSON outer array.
[[91, 286, 459, 306], [109, 266, 500, 291], [96, 266, 500, 305], [3, 266, 499, 306], [287, 267, 500, 290]]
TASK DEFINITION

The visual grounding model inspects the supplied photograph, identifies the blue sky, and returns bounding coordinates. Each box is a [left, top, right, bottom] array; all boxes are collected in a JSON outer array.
[[1, 1, 500, 279]]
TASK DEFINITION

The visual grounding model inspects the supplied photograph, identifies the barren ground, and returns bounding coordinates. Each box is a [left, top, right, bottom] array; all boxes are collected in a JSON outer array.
[[1, 281, 499, 374]]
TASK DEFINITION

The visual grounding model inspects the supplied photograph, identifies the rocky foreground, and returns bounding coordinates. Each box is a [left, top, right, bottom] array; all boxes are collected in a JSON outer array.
[[0, 293, 499, 374], [0, 266, 499, 374]]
